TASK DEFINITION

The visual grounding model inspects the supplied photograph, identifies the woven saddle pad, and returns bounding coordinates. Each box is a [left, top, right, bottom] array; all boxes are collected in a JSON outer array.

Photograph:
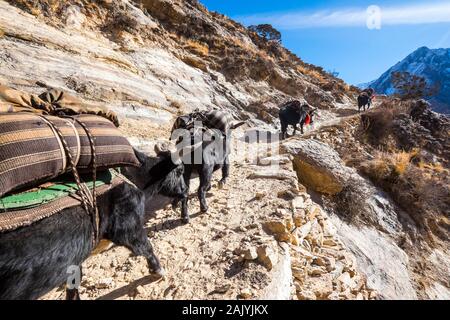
[[0, 170, 126, 232]]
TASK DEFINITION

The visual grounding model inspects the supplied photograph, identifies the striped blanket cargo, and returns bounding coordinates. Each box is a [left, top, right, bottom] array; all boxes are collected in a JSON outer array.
[[202, 110, 235, 135], [171, 110, 235, 136], [0, 85, 120, 127], [0, 113, 139, 197]]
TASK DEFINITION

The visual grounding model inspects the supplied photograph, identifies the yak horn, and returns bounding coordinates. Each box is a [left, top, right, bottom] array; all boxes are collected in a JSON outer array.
[[154, 141, 176, 155], [155, 141, 186, 165], [230, 121, 246, 130]]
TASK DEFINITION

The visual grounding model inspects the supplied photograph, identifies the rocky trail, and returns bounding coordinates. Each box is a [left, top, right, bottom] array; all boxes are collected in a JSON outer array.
[[42, 103, 377, 300], [2, 0, 447, 300]]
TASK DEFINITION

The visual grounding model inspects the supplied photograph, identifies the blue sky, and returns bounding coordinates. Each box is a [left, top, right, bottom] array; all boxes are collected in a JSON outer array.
[[199, 0, 450, 85]]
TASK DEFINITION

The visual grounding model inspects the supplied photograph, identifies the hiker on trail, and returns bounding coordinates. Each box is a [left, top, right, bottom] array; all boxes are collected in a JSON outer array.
[[0, 85, 119, 126]]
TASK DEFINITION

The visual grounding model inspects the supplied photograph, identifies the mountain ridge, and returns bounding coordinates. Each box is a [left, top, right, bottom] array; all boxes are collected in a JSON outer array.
[[363, 46, 450, 114], [0, 0, 448, 301]]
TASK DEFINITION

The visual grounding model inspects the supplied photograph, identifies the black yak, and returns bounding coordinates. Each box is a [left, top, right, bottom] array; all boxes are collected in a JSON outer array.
[[358, 88, 375, 112], [279, 100, 316, 140], [0, 144, 187, 300], [169, 110, 245, 222]]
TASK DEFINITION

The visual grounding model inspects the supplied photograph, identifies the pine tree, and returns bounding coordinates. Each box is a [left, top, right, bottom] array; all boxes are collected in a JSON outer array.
[[248, 24, 281, 43]]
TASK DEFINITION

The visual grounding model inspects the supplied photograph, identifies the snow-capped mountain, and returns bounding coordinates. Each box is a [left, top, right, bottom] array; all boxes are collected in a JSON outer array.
[[356, 80, 374, 90], [364, 46, 450, 114]]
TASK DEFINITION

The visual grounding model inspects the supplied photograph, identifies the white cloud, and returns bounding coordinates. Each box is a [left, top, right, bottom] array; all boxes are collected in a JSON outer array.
[[237, 2, 450, 29]]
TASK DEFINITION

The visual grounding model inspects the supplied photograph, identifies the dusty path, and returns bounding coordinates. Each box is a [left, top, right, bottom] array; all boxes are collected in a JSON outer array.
[[44, 134, 299, 300], [42, 103, 375, 300]]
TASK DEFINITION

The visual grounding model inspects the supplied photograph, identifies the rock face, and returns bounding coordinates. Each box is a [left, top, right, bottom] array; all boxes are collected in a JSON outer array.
[[282, 137, 423, 299], [328, 219, 417, 300], [282, 139, 352, 195], [260, 243, 292, 300], [2, 0, 446, 302], [0, 0, 353, 131], [393, 100, 450, 161]]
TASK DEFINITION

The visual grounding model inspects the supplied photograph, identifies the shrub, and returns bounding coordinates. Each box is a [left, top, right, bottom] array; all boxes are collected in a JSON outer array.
[[360, 100, 413, 147], [331, 178, 373, 225], [360, 150, 416, 182], [361, 109, 395, 146], [392, 71, 438, 100], [359, 150, 449, 242]]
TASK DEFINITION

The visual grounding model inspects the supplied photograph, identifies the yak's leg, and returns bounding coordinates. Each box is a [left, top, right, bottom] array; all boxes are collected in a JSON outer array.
[[219, 155, 230, 188], [219, 137, 230, 188], [181, 167, 192, 224], [280, 124, 287, 140], [130, 234, 164, 277], [109, 185, 164, 276], [300, 123, 304, 134], [66, 288, 81, 300], [292, 124, 297, 136], [198, 166, 214, 213]]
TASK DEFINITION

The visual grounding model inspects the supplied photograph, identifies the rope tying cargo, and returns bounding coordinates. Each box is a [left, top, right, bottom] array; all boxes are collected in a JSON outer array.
[[39, 115, 99, 246]]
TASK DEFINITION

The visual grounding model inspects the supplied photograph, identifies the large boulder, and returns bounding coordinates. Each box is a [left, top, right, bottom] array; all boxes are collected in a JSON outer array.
[[282, 139, 352, 195], [283, 139, 421, 299]]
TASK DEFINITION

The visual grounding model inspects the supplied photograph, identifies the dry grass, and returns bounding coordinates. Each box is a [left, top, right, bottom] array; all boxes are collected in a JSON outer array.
[[296, 65, 327, 84], [8, 0, 62, 16], [393, 150, 417, 175], [0, 28, 4, 38], [361, 150, 417, 180], [359, 149, 449, 243], [417, 160, 445, 173], [185, 39, 209, 57]]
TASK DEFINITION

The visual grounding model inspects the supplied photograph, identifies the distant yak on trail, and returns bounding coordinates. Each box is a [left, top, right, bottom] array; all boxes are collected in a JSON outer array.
[[358, 88, 375, 112]]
